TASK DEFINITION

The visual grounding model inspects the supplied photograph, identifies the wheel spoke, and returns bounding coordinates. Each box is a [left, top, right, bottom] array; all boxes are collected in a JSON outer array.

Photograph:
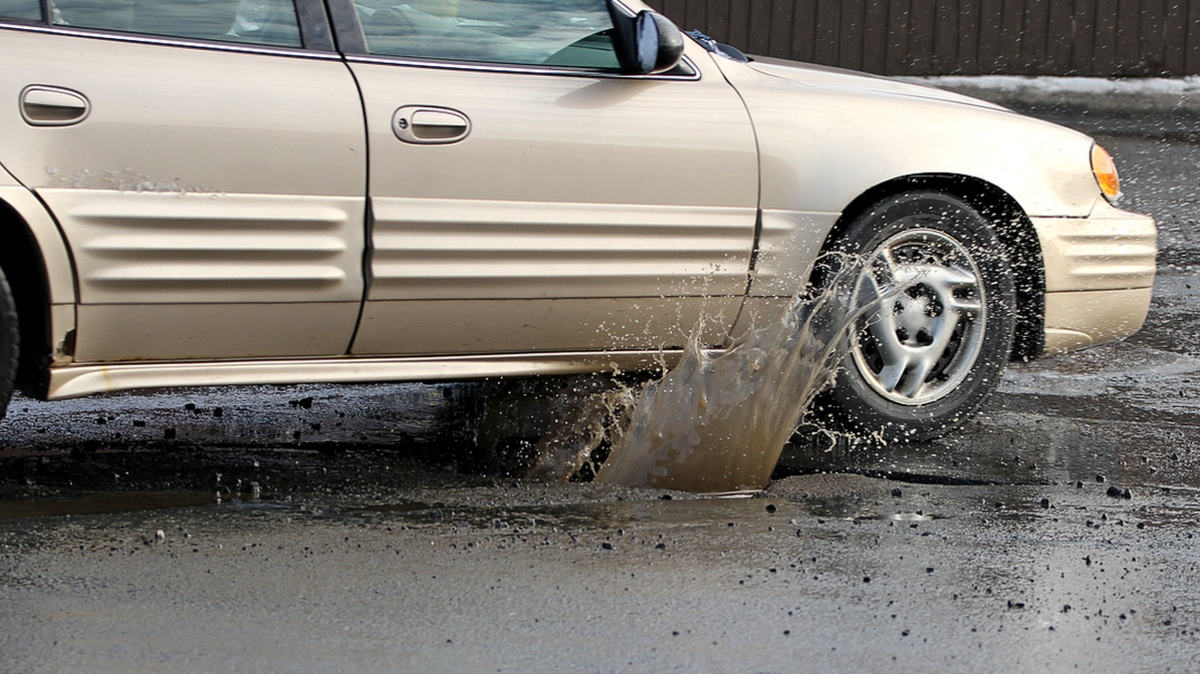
[[865, 305, 906, 364], [945, 295, 982, 313], [926, 266, 982, 314], [876, 359, 908, 393], [897, 355, 931, 398], [877, 248, 901, 281]]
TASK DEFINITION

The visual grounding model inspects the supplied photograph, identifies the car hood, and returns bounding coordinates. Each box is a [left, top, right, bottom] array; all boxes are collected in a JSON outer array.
[[704, 47, 1101, 221], [746, 56, 1010, 113]]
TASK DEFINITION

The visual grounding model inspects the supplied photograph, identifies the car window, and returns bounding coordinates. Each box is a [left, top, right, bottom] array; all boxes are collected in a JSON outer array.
[[0, 0, 41, 21], [47, 0, 303, 48], [356, 0, 621, 69]]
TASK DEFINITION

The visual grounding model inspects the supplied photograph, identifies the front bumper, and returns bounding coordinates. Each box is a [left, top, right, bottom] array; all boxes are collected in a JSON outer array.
[[1032, 199, 1157, 355]]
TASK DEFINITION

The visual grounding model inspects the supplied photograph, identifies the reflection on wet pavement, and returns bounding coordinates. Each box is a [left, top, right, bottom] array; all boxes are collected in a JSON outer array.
[[0, 382, 465, 453], [0, 490, 216, 519]]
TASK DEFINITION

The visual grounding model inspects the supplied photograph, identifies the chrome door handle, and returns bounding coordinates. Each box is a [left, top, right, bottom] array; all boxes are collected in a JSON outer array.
[[20, 85, 90, 126], [392, 106, 470, 144]]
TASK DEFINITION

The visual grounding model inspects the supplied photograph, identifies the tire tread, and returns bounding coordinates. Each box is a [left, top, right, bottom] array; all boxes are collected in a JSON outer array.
[[0, 268, 19, 420]]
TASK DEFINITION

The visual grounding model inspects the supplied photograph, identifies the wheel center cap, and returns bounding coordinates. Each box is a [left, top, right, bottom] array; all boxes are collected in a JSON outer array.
[[894, 293, 936, 343]]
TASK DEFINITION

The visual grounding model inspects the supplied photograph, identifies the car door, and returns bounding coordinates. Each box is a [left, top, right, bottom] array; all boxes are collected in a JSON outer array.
[[0, 0, 366, 362], [338, 0, 760, 357]]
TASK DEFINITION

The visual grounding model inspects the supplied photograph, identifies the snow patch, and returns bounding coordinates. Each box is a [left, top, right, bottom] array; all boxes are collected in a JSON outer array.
[[904, 74, 1200, 97]]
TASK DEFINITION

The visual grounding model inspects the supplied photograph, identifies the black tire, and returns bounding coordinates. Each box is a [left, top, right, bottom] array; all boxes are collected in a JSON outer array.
[[0, 267, 17, 421], [811, 192, 1016, 442]]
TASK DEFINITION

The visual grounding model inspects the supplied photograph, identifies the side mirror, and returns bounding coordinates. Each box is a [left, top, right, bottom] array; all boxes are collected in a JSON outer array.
[[608, 6, 685, 75]]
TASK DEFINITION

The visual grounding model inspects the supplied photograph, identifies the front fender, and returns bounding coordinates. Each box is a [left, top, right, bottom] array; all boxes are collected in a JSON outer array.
[[712, 56, 1101, 297]]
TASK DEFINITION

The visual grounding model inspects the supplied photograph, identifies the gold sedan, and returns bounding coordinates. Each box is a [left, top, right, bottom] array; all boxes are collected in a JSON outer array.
[[0, 0, 1155, 443]]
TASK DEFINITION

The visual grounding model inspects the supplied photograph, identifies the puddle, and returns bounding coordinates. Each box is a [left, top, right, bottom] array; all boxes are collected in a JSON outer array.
[[345, 493, 922, 533], [1, 382, 461, 451], [594, 257, 869, 493], [0, 490, 217, 519], [346, 496, 792, 531], [221, 500, 301, 514], [799, 497, 891, 522], [353, 499, 433, 514], [881, 511, 941, 522]]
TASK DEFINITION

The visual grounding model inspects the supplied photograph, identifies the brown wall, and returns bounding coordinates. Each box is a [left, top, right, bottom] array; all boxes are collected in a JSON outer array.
[[649, 1, 1200, 77]]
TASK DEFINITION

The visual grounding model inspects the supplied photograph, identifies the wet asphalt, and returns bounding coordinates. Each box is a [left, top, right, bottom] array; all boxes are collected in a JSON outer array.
[[2, 92, 1199, 672]]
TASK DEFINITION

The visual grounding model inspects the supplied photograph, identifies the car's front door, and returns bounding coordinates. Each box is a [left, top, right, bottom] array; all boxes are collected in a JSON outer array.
[[339, 0, 759, 357], [0, 0, 366, 362]]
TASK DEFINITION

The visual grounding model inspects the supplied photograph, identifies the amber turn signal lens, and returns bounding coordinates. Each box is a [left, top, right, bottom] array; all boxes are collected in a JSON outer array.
[[1092, 144, 1120, 201]]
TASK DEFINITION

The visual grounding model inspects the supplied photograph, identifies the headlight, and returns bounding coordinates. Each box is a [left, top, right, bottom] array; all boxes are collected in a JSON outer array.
[[1091, 144, 1121, 202]]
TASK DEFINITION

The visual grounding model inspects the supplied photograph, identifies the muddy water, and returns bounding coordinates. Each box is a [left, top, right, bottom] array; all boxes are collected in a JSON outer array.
[[595, 261, 868, 494], [0, 490, 216, 519]]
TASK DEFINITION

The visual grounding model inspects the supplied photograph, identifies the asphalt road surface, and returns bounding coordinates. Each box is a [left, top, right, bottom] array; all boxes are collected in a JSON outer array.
[[1, 88, 1198, 673]]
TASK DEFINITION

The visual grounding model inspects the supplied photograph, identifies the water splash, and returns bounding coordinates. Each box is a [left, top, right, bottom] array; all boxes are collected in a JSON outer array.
[[472, 374, 640, 481], [467, 256, 884, 493], [593, 257, 869, 494]]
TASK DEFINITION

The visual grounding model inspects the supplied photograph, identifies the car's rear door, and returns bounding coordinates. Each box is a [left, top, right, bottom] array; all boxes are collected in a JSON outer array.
[[0, 0, 366, 362], [336, 0, 759, 357]]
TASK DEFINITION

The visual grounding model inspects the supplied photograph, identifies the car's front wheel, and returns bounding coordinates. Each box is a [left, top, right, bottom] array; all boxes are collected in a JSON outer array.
[[0, 267, 16, 420], [812, 192, 1017, 442]]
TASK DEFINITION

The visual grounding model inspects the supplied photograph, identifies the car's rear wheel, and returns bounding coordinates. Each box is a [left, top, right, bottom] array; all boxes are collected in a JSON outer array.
[[811, 192, 1017, 442], [0, 267, 17, 420]]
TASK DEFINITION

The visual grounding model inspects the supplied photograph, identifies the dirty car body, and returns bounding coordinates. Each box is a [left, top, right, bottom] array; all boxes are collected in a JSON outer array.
[[0, 0, 1156, 442]]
